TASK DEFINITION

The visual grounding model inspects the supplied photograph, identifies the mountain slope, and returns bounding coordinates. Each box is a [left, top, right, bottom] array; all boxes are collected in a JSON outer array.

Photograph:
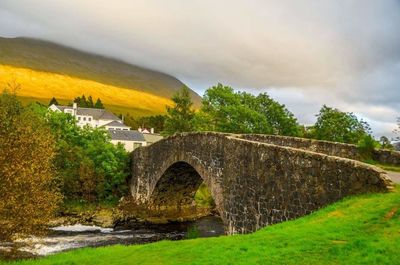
[[0, 37, 201, 116]]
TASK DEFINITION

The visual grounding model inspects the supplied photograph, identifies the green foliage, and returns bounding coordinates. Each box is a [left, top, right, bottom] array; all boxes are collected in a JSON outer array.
[[73, 94, 104, 109], [31, 104, 130, 202], [357, 135, 379, 160], [0, 89, 61, 240], [10, 186, 400, 265], [197, 84, 299, 135], [79, 157, 98, 202], [124, 114, 166, 133], [311, 105, 371, 144], [379, 136, 394, 150], [194, 183, 215, 208], [186, 226, 200, 239], [363, 160, 400, 172], [94, 98, 104, 109], [163, 86, 196, 135]]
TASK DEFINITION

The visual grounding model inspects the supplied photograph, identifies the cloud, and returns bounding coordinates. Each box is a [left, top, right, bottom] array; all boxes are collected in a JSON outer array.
[[1, 0, 400, 137]]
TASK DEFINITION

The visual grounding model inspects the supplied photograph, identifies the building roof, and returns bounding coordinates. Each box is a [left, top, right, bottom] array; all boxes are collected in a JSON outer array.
[[143, 133, 164, 143], [103, 120, 130, 128], [108, 130, 146, 142], [54, 105, 121, 121]]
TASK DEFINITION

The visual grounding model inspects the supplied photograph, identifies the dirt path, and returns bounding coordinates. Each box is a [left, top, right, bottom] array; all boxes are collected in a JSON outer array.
[[387, 171, 400, 184]]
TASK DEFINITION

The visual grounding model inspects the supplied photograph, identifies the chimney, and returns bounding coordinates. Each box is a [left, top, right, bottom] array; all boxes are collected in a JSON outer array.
[[122, 115, 124, 123], [150, 128, 154, 134], [72, 102, 77, 116]]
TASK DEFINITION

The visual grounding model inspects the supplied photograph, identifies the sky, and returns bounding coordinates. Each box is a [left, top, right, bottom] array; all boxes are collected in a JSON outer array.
[[1, 0, 400, 138]]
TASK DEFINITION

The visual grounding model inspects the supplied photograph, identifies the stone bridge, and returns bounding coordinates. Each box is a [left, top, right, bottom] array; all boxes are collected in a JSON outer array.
[[130, 132, 394, 234]]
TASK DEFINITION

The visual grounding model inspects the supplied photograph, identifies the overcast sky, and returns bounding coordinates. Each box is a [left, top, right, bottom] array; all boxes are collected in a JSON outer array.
[[1, 0, 399, 138]]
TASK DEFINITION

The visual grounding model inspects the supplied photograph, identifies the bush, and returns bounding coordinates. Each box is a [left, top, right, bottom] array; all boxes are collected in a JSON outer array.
[[357, 135, 379, 160], [31, 103, 130, 202], [186, 226, 200, 239], [0, 90, 62, 240]]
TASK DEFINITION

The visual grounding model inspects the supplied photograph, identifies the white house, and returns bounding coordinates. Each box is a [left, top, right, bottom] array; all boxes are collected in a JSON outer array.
[[49, 103, 125, 128], [109, 130, 147, 152], [49, 103, 147, 151], [138, 127, 163, 144]]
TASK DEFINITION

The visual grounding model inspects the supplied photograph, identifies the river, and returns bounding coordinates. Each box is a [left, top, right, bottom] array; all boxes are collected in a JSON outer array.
[[0, 215, 224, 261]]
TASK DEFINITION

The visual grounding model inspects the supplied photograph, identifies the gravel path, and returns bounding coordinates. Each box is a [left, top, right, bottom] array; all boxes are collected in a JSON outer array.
[[387, 171, 400, 184]]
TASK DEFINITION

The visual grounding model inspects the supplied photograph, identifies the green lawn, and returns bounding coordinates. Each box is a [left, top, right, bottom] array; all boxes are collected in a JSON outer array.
[[4, 186, 400, 265], [364, 159, 400, 173]]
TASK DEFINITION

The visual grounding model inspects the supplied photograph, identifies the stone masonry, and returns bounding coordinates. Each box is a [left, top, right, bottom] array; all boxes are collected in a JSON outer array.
[[130, 132, 394, 234]]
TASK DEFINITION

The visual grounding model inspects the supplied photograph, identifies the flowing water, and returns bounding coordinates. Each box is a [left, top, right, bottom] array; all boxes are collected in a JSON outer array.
[[0, 216, 224, 260]]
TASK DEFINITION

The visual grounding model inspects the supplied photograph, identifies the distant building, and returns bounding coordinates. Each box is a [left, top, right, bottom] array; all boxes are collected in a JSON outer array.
[[49, 103, 123, 128], [138, 127, 163, 144], [49, 103, 147, 151], [109, 130, 147, 152]]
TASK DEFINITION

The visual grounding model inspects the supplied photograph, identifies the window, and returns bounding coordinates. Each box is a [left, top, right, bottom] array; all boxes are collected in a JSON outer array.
[[78, 117, 81, 121], [88, 117, 92, 121], [83, 117, 86, 121]]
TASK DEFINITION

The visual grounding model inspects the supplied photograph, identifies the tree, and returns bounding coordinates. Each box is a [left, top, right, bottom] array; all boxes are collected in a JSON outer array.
[[31, 104, 130, 202], [0, 90, 61, 240], [94, 98, 105, 109], [81, 94, 87, 107], [49, 97, 59, 106], [87, 95, 94, 108], [163, 86, 196, 135], [312, 105, 370, 144], [74, 94, 88, 107], [198, 84, 299, 135], [79, 158, 97, 202], [358, 135, 379, 160], [379, 136, 393, 150], [123, 114, 166, 133], [253, 93, 299, 136]]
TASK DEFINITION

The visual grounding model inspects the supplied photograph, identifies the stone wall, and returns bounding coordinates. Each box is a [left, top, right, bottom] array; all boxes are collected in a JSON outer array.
[[239, 134, 400, 166], [372, 149, 400, 165], [130, 132, 394, 234]]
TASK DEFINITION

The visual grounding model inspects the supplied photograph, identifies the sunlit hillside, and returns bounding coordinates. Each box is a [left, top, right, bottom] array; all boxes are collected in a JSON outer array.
[[0, 65, 174, 116], [0, 37, 201, 117]]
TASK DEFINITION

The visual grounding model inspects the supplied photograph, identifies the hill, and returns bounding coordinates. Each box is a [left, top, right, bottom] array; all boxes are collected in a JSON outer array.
[[0, 37, 201, 117], [6, 186, 400, 265]]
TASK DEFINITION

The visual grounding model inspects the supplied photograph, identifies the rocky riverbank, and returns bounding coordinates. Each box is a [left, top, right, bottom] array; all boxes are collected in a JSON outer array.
[[50, 198, 215, 229]]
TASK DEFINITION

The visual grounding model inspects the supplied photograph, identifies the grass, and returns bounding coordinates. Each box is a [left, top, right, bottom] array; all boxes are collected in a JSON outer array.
[[194, 183, 215, 208], [3, 186, 399, 265], [0, 65, 173, 118], [364, 159, 400, 172]]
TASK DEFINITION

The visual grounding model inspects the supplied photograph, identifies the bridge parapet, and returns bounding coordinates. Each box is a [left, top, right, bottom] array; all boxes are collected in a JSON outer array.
[[131, 132, 394, 234], [240, 134, 400, 166]]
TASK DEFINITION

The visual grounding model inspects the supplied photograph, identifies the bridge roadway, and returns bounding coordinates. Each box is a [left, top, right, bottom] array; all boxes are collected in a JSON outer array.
[[130, 132, 394, 234]]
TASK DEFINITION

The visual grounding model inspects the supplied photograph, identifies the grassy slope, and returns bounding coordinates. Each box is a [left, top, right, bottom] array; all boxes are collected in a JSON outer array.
[[7, 186, 400, 265], [0, 37, 201, 117], [364, 159, 400, 173], [0, 65, 172, 117]]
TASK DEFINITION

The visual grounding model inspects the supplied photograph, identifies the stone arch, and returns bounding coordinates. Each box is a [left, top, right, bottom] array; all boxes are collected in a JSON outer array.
[[130, 132, 393, 234], [149, 161, 204, 208], [146, 160, 224, 222]]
